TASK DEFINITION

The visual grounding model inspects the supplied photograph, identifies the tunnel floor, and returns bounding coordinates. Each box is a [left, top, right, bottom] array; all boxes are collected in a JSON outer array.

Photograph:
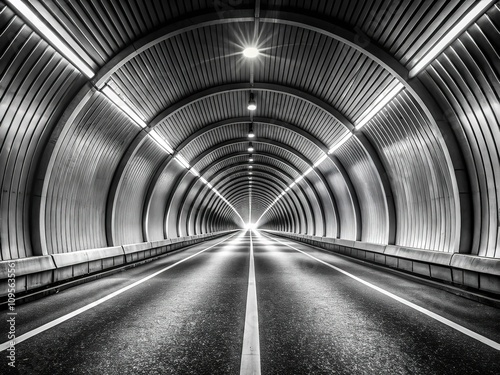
[[1, 231, 499, 374]]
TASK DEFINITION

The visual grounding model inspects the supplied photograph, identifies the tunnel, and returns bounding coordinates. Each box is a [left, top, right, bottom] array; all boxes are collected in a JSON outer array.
[[1, 0, 500, 373]]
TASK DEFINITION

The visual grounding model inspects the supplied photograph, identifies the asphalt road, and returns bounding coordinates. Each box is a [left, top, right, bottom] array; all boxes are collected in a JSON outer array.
[[1, 230, 499, 374]]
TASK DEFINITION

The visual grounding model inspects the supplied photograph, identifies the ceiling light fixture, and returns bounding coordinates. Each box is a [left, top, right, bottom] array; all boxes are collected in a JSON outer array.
[[249, 165, 253, 168], [7, 0, 95, 78], [328, 133, 353, 154], [313, 153, 329, 167], [149, 130, 174, 153], [409, 0, 494, 78], [200, 177, 208, 184], [101, 86, 147, 128], [247, 93, 257, 111], [248, 142, 254, 152], [355, 82, 405, 130], [303, 167, 314, 176], [243, 47, 259, 58], [248, 123, 255, 138], [174, 154, 190, 169], [189, 168, 200, 177]]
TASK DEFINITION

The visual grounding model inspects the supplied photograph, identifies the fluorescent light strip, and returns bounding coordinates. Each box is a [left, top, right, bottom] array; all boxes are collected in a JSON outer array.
[[200, 177, 208, 184], [149, 130, 174, 154], [303, 167, 314, 177], [409, 0, 494, 78], [313, 154, 328, 167], [255, 182, 293, 225], [7, 0, 95, 78], [328, 133, 353, 154], [257, 164, 313, 224], [175, 154, 190, 169], [101, 86, 147, 128], [355, 82, 405, 130], [208, 187, 244, 224], [189, 168, 200, 177]]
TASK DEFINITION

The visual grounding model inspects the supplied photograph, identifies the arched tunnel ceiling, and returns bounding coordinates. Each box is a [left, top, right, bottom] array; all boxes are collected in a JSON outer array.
[[1, 0, 500, 260]]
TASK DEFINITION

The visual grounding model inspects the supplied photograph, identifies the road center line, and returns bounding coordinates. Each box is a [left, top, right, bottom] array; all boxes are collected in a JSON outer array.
[[0, 232, 239, 352], [240, 229, 261, 375], [262, 232, 500, 351]]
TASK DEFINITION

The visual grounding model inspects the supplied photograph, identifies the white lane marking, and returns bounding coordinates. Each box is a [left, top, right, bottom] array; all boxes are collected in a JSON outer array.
[[262, 232, 500, 351], [0, 233, 239, 352], [240, 229, 261, 375]]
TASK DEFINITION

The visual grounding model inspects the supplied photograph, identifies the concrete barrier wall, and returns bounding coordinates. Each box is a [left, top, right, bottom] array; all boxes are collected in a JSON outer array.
[[0, 230, 236, 297], [265, 231, 500, 296]]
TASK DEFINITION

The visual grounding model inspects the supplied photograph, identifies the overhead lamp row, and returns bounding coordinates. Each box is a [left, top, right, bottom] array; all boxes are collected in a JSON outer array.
[[10, 0, 491, 84]]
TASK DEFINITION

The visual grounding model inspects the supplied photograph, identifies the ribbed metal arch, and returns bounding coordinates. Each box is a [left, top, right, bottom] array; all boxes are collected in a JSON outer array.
[[180, 124, 326, 169], [177, 151, 304, 206], [185, 140, 326, 223], [231, 189, 295, 232], [184, 154, 312, 234], [209, 170, 299, 218], [213, 180, 296, 231], [160, 140, 317, 215], [151, 84, 351, 150], [179, 164, 304, 235], [4, 0, 496, 263]]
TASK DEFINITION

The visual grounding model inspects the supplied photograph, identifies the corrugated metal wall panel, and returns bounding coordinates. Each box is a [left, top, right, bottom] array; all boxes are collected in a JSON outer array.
[[146, 159, 184, 241], [44, 94, 138, 253], [261, 0, 473, 69], [336, 138, 388, 244], [255, 23, 394, 122], [113, 138, 166, 244], [365, 91, 457, 252], [0, 2, 85, 260], [193, 143, 245, 172], [166, 172, 197, 237], [317, 160, 356, 239], [28, 0, 254, 67], [156, 91, 248, 148], [180, 123, 248, 162], [419, 3, 500, 257]]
